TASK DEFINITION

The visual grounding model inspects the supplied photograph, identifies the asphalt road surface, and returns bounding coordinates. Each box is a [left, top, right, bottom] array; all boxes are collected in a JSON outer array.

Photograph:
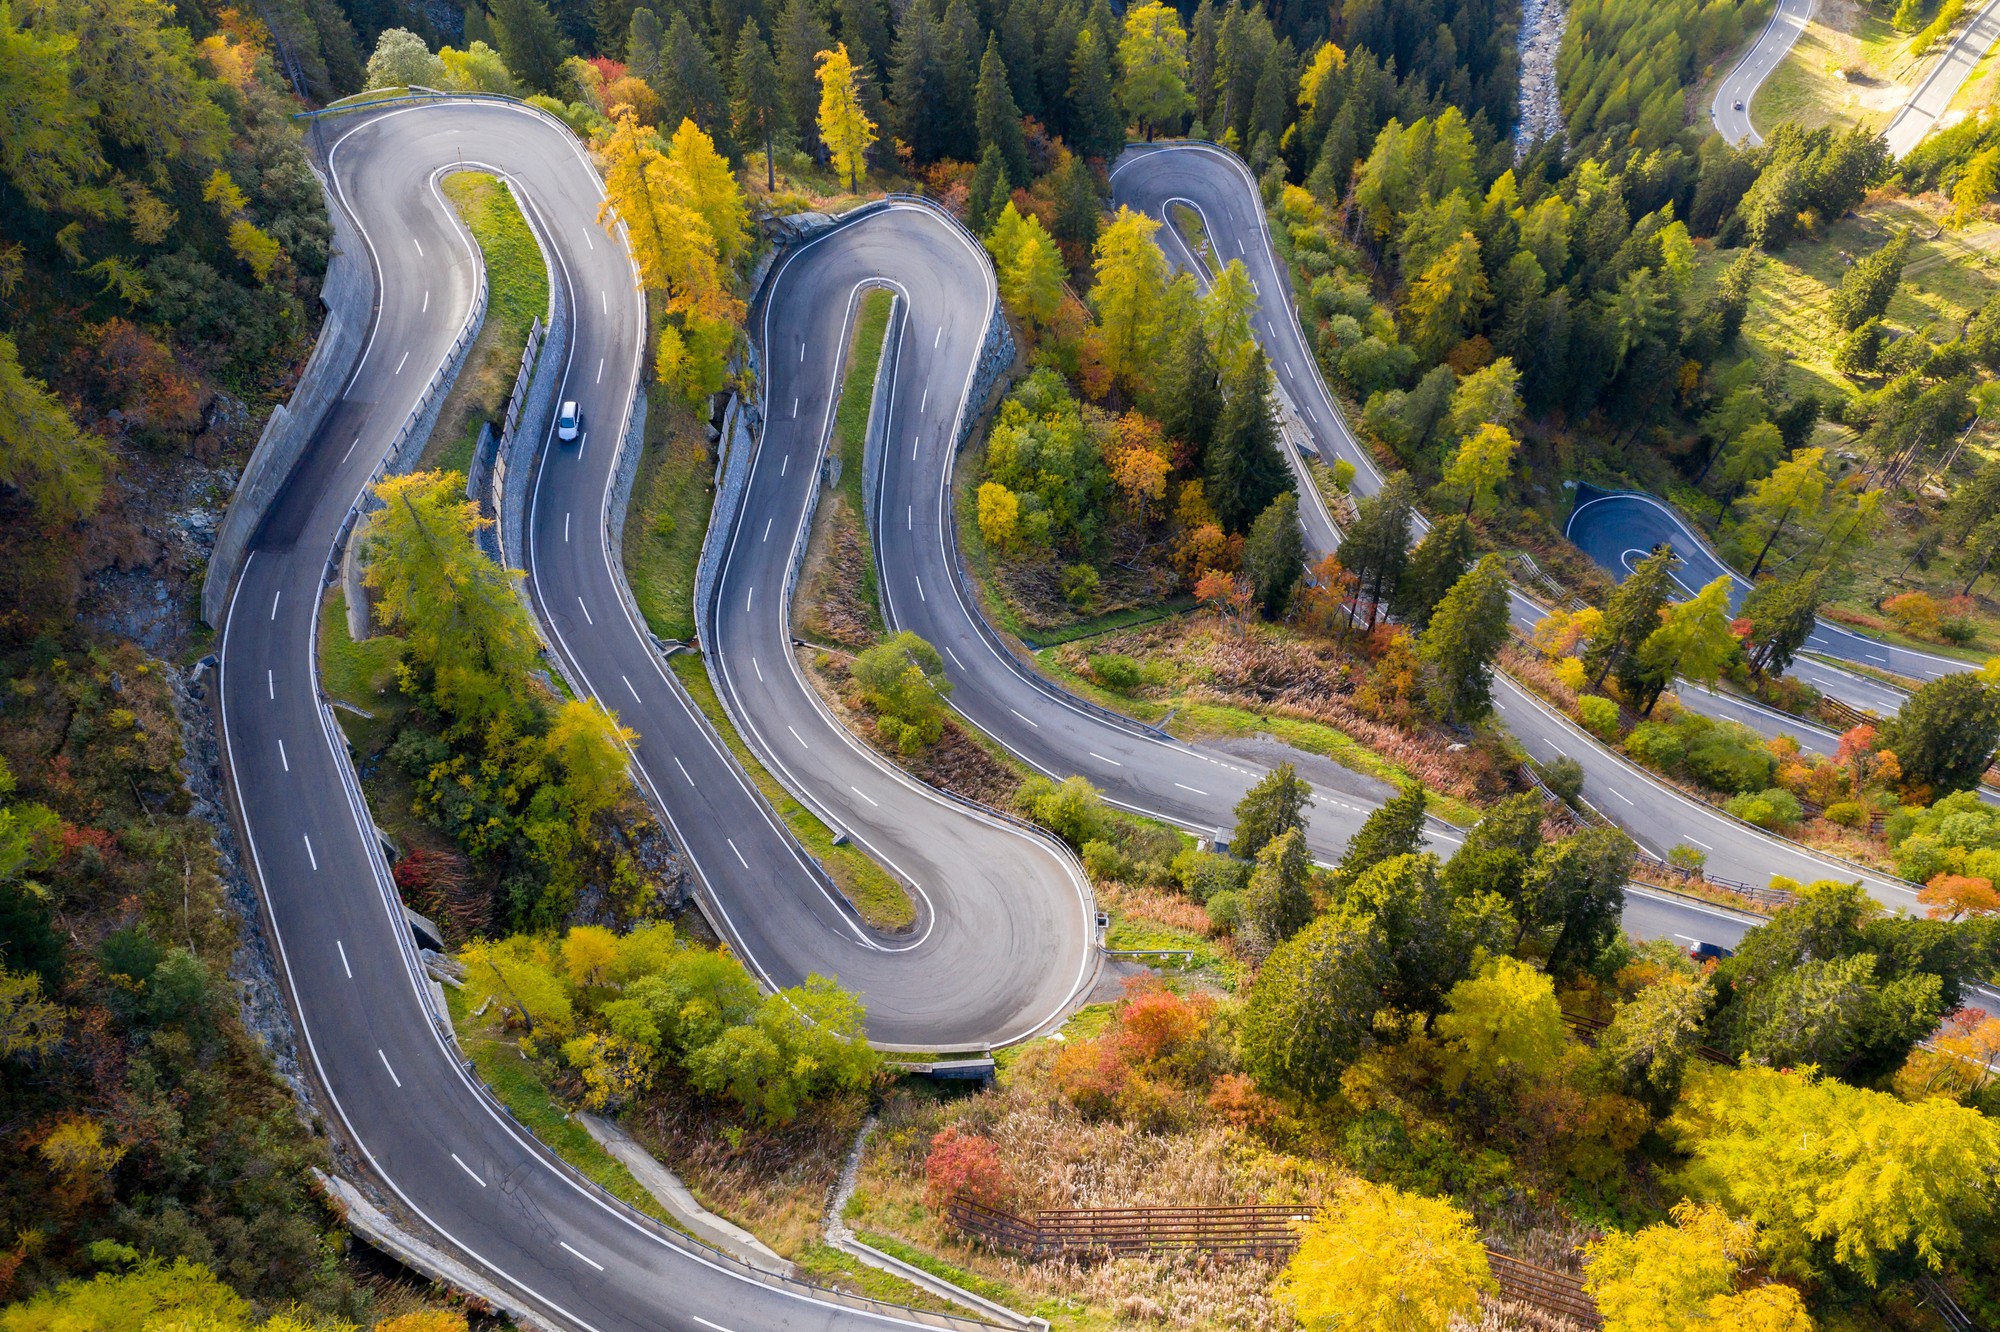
[[215, 110, 1941, 1332], [1884, 0, 2000, 158], [219, 98, 1087, 1332], [1711, 0, 1818, 146], [1565, 487, 1973, 705], [1108, 143, 1925, 912]]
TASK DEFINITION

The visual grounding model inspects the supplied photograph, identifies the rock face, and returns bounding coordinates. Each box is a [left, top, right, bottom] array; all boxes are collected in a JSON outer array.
[[1515, 0, 1569, 156]]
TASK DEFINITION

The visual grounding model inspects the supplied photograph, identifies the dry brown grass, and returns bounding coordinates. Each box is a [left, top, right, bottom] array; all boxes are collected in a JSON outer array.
[[1056, 616, 1515, 805], [627, 1080, 869, 1259], [800, 647, 1024, 808], [796, 496, 879, 650]]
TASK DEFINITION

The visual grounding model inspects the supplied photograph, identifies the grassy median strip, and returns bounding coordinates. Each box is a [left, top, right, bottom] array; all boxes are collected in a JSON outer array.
[[427, 172, 550, 476], [623, 387, 715, 643], [667, 653, 915, 931], [832, 288, 894, 621]]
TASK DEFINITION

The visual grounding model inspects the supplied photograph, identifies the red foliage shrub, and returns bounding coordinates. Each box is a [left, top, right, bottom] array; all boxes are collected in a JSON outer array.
[[1113, 977, 1213, 1070], [1205, 1073, 1280, 1131], [924, 1127, 1013, 1212]]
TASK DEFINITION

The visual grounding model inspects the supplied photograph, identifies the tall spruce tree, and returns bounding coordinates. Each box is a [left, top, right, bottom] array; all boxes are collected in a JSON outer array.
[[1244, 492, 1305, 619], [657, 12, 732, 150], [1740, 570, 1825, 678], [1049, 148, 1101, 252], [627, 6, 665, 85], [1336, 473, 1416, 629], [1232, 761, 1310, 859], [731, 18, 786, 189], [1153, 319, 1220, 461], [976, 35, 1029, 184], [1418, 555, 1511, 726], [773, 0, 830, 154], [1066, 24, 1124, 161], [1391, 514, 1476, 632], [835, 0, 889, 81], [967, 144, 1008, 236], [488, 0, 572, 94], [1205, 348, 1289, 533], [888, 3, 955, 163], [1332, 782, 1427, 892]]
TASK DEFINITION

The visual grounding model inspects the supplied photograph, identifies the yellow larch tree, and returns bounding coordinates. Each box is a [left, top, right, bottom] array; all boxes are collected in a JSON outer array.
[[1277, 1176, 1495, 1331], [815, 43, 875, 192]]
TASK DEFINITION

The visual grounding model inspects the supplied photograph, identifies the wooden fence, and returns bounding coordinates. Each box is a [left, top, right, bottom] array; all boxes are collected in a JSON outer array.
[[947, 1194, 1603, 1327]]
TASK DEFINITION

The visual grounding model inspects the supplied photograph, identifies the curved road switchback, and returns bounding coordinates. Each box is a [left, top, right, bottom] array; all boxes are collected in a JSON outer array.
[[222, 99, 988, 1332], [1712, 0, 1818, 146], [1565, 487, 1974, 705], [1108, 143, 1928, 913]]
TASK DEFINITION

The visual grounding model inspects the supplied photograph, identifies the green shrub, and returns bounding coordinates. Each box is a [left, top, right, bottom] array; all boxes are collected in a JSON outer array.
[[1082, 839, 1131, 881], [1331, 458, 1357, 492], [1535, 756, 1585, 807], [1682, 725, 1777, 795], [1724, 788, 1805, 830], [1823, 801, 1866, 828], [1667, 843, 1708, 874], [1941, 618, 1978, 646], [1016, 775, 1108, 849], [1061, 563, 1101, 608], [1578, 695, 1621, 740], [1089, 653, 1145, 691], [1205, 890, 1242, 933], [1172, 847, 1250, 902]]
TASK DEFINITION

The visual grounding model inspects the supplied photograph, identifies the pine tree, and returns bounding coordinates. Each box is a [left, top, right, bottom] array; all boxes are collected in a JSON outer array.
[[594, 0, 640, 53], [1152, 321, 1220, 462], [1418, 555, 1511, 726], [1332, 783, 1426, 892], [888, 4, 953, 164], [731, 18, 786, 190], [1741, 571, 1825, 677], [1829, 230, 1913, 331], [1440, 423, 1516, 516], [1882, 673, 2000, 796], [975, 34, 1029, 185], [816, 42, 875, 190], [1050, 148, 1100, 251], [658, 12, 732, 150], [1244, 492, 1304, 618], [1391, 514, 1475, 632], [1240, 827, 1314, 956], [1337, 473, 1415, 629], [1737, 447, 1829, 580], [967, 145, 1008, 236], [1187, 0, 1219, 127], [0, 334, 104, 522], [487, 0, 572, 94], [936, 0, 982, 159], [835, 0, 887, 79], [1242, 911, 1386, 1098], [1205, 349, 1288, 533], [1066, 24, 1124, 162], [1585, 546, 1674, 686], [772, 0, 829, 153], [627, 6, 664, 84], [997, 0, 1040, 118], [1232, 760, 1310, 859]]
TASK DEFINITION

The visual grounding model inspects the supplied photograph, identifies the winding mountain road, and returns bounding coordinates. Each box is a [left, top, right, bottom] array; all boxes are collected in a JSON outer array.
[[212, 105, 1946, 1332], [1712, 0, 1818, 146]]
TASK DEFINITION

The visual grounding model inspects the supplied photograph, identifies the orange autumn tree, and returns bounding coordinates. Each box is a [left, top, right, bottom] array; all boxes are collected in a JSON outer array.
[[1920, 873, 2000, 921]]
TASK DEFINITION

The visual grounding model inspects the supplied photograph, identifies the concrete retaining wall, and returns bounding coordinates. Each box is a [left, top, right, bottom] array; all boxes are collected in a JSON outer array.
[[691, 337, 763, 652], [202, 164, 372, 627], [954, 295, 1016, 453], [601, 379, 651, 637], [497, 206, 568, 582]]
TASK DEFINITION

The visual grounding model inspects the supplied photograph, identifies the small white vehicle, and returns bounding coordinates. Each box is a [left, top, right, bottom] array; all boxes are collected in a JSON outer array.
[[557, 401, 582, 443]]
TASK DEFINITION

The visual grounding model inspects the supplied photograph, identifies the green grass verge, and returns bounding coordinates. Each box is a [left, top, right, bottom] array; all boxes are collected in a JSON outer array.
[[445, 985, 677, 1226], [623, 393, 716, 643], [832, 288, 895, 625], [791, 1242, 960, 1313], [1016, 598, 1199, 648], [318, 586, 402, 713], [431, 173, 552, 476], [667, 653, 916, 931], [850, 1231, 1023, 1306]]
